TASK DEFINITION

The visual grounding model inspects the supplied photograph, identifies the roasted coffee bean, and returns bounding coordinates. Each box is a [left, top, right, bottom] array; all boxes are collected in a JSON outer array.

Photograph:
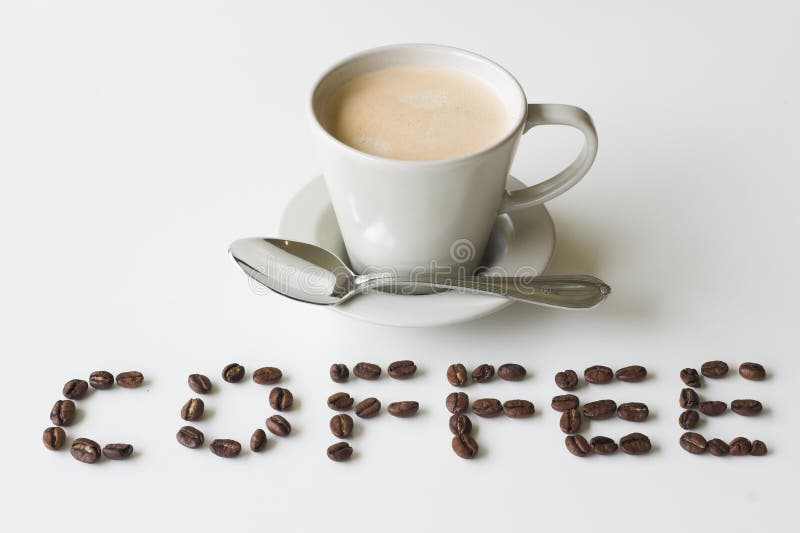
[[222, 363, 244, 383], [679, 388, 699, 409], [729, 437, 752, 456], [560, 409, 581, 434], [210, 439, 241, 458], [388, 401, 419, 417], [89, 370, 114, 390], [707, 438, 730, 456], [679, 432, 707, 454], [584, 365, 613, 384], [327, 392, 354, 411], [353, 362, 381, 380], [472, 398, 502, 418], [446, 392, 469, 414], [498, 363, 526, 381], [615, 365, 647, 383], [565, 435, 591, 457], [116, 371, 143, 388], [699, 400, 727, 416], [447, 363, 469, 387], [582, 399, 617, 420], [42, 427, 66, 450], [266, 415, 291, 436], [701, 360, 728, 378], [176, 426, 204, 448], [617, 402, 649, 422], [50, 400, 76, 426], [590, 436, 618, 455], [680, 368, 701, 387], [452, 433, 479, 459], [269, 387, 293, 411], [187, 374, 211, 394], [253, 367, 282, 385], [103, 443, 133, 460], [620, 433, 651, 455], [354, 397, 381, 419], [449, 414, 472, 435], [330, 414, 354, 438], [503, 400, 534, 418], [731, 399, 763, 416], [181, 398, 204, 421], [471, 364, 495, 383], [551, 394, 579, 412], [330, 363, 349, 383], [63, 379, 88, 400], [555, 369, 579, 390], [387, 360, 417, 379], [679, 410, 700, 430], [250, 429, 267, 452], [327, 442, 353, 462], [739, 362, 766, 381], [70, 438, 101, 464], [751, 440, 768, 456]]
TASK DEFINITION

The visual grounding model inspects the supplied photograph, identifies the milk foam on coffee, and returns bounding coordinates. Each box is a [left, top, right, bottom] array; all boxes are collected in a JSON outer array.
[[321, 66, 511, 161]]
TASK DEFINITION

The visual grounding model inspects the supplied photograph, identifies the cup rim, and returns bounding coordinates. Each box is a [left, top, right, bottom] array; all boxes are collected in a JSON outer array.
[[308, 43, 528, 166]]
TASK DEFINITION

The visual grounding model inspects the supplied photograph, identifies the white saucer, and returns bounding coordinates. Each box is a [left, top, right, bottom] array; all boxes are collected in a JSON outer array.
[[278, 176, 556, 327]]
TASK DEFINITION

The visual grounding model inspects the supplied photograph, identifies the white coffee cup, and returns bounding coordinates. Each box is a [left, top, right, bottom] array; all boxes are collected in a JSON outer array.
[[309, 44, 598, 277]]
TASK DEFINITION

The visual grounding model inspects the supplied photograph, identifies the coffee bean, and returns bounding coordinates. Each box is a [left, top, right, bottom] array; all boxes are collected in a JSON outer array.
[[103, 443, 133, 460], [187, 374, 212, 394], [327, 442, 353, 462], [620, 433, 652, 455], [560, 409, 581, 433], [446, 392, 469, 414], [751, 440, 768, 456], [502, 399, 534, 418], [498, 363, 526, 381], [582, 399, 617, 420], [63, 379, 88, 400], [472, 398, 502, 418], [679, 388, 699, 409], [210, 439, 241, 458], [680, 368, 701, 387], [388, 401, 419, 417], [116, 371, 143, 388], [327, 392, 354, 411], [446, 363, 468, 387], [253, 367, 282, 385], [551, 394, 579, 412], [70, 438, 101, 464], [555, 369, 579, 390], [565, 435, 591, 457], [42, 427, 66, 450], [250, 429, 267, 452], [354, 398, 381, 419], [679, 410, 700, 430], [330, 414, 354, 438], [452, 433, 479, 459], [50, 400, 76, 426], [617, 402, 649, 422], [387, 360, 417, 379], [739, 362, 766, 381], [471, 364, 495, 383], [731, 399, 762, 416], [330, 363, 349, 383], [222, 363, 244, 383], [176, 426, 204, 448], [89, 370, 114, 390], [449, 414, 472, 435], [269, 387, 293, 411], [584, 365, 613, 384], [699, 400, 727, 416], [181, 398, 204, 421], [707, 438, 730, 456], [266, 415, 291, 436], [616, 365, 647, 383], [679, 432, 707, 454], [701, 360, 728, 378], [590, 436, 618, 454], [353, 362, 381, 380], [729, 437, 752, 456]]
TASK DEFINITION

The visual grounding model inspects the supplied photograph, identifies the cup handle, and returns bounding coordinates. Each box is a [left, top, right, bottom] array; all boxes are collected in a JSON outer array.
[[499, 103, 598, 213]]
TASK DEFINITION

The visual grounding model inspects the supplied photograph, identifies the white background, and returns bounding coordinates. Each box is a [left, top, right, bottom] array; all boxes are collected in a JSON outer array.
[[1, 1, 799, 531]]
